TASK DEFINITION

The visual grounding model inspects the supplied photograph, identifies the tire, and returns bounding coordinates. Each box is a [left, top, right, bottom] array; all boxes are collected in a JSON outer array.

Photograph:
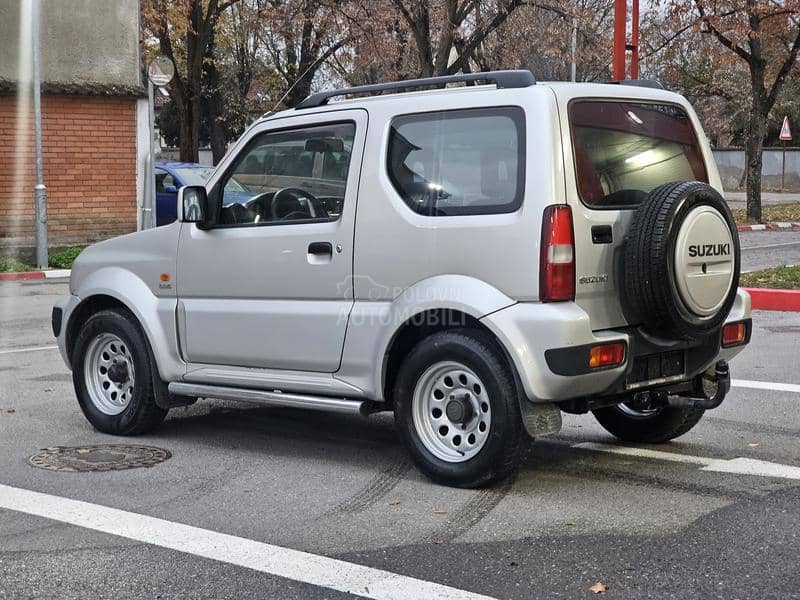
[[623, 181, 740, 341], [72, 309, 168, 435], [393, 329, 523, 488], [592, 403, 705, 443]]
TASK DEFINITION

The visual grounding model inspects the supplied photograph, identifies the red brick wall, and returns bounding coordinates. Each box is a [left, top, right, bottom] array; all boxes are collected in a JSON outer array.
[[0, 95, 138, 252]]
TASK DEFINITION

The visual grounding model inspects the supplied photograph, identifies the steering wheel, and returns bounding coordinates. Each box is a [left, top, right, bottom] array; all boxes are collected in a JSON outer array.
[[271, 187, 322, 221]]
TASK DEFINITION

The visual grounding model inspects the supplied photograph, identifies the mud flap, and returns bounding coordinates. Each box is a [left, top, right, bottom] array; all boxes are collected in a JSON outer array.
[[519, 400, 562, 438]]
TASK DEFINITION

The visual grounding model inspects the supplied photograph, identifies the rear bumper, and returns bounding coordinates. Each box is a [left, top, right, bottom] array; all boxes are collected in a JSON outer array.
[[480, 288, 751, 403]]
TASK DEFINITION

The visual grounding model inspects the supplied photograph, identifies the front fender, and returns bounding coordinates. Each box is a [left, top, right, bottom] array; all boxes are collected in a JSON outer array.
[[69, 266, 184, 381]]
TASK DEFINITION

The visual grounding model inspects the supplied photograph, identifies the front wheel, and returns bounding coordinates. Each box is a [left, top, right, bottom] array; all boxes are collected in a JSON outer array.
[[592, 400, 704, 443], [393, 329, 523, 488], [72, 309, 167, 435]]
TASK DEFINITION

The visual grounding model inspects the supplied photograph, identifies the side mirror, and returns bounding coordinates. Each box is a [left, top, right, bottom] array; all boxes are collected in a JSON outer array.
[[178, 186, 209, 226]]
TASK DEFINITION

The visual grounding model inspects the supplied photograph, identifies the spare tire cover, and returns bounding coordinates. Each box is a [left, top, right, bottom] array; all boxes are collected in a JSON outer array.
[[623, 181, 740, 341]]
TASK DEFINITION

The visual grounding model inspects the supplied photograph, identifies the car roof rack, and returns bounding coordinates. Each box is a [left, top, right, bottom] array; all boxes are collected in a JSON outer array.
[[609, 79, 664, 90], [296, 70, 536, 109]]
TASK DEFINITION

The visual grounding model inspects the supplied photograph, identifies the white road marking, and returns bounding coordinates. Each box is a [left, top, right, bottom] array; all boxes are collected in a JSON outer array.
[[0, 345, 59, 355], [741, 240, 800, 250], [574, 442, 800, 480], [0, 484, 495, 600], [732, 379, 800, 394]]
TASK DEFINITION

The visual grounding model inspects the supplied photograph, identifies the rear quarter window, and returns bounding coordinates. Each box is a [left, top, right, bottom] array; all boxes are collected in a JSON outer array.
[[570, 101, 707, 208], [387, 107, 525, 216]]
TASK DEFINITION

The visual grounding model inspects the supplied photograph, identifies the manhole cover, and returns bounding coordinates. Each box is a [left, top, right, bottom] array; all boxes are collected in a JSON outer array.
[[28, 445, 171, 472]]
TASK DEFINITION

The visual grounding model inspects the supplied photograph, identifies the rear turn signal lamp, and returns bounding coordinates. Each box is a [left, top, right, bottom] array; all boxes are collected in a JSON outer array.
[[540, 205, 575, 302], [589, 342, 626, 369], [722, 322, 747, 347]]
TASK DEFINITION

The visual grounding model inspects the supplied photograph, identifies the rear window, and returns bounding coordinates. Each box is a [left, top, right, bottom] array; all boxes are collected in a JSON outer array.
[[570, 101, 707, 208], [387, 107, 525, 216]]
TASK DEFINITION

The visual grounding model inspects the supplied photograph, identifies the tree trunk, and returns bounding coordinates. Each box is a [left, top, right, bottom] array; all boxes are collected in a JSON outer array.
[[178, 105, 195, 163], [744, 106, 766, 223]]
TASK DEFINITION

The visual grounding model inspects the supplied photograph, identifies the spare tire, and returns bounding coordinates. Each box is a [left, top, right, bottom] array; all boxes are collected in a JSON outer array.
[[623, 181, 740, 341]]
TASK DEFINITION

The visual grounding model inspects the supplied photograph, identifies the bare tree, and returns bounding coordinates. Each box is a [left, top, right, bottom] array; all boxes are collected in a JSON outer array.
[[142, 0, 242, 162], [665, 0, 800, 222]]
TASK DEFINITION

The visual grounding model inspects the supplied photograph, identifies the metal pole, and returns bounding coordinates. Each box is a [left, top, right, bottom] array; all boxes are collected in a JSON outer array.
[[613, 0, 627, 80], [143, 78, 156, 229], [31, 0, 48, 269], [571, 17, 577, 82], [630, 0, 639, 80], [782, 142, 786, 192]]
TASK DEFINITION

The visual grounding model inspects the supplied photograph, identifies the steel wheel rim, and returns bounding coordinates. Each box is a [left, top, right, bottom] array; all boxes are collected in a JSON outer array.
[[411, 361, 491, 463], [83, 333, 135, 416]]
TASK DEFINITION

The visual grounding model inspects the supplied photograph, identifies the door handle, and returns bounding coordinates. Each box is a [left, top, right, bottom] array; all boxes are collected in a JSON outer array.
[[307, 242, 333, 265], [591, 225, 613, 244], [308, 242, 333, 255]]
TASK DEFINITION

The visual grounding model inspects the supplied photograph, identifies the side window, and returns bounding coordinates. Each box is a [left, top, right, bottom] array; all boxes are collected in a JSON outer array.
[[387, 107, 525, 216], [162, 173, 176, 191], [155, 168, 168, 193], [219, 122, 355, 226]]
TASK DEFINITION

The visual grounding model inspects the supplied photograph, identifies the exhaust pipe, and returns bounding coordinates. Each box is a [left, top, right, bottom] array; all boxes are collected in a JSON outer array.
[[669, 361, 730, 410]]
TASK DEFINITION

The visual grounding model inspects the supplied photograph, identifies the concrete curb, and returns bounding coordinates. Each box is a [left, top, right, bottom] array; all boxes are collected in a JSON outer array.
[[0, 269, 71, 282], [738, 222, 800, 232], [744, 287, 800, 312]]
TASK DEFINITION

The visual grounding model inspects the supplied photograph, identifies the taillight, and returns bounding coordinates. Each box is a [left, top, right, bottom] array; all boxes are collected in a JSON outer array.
[[540, 205, 575, 302]]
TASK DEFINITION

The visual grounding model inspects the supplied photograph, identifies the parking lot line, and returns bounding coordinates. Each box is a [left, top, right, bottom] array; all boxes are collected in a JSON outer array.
[[0, 345, 58, 355], [732, 379, 800, 394], [0, 484, 495, 600], [573, 443, 800, 480]]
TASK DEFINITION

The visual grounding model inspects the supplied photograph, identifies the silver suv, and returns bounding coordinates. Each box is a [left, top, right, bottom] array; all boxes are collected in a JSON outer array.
[[53, 71, 751, 488]]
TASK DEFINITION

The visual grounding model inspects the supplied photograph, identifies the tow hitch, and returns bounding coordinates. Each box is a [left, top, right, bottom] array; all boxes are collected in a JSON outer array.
[[669, 361, 730, 410]]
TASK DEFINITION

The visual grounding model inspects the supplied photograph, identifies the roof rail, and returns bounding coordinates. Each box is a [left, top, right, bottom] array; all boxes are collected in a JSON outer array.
[[609, 79, 664, 90], [296, 70, 536, 109]]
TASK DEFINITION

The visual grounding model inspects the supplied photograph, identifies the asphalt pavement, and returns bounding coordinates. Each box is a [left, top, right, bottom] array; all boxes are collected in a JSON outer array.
[[1, 279, 799, 599], [739, 229, 800, 272]]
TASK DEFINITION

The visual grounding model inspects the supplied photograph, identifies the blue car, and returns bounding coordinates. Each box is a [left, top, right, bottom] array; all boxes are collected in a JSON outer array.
[[155, 162, 257, 226], [155, 162, 216, 226]]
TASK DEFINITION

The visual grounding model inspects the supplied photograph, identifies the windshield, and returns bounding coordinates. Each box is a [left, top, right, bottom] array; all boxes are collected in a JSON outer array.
[[175, 167, 216, 186], [570, 101, 707, 208]]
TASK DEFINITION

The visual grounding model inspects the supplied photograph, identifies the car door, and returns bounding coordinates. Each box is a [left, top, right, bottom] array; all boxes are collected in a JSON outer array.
[[155, 168, 179, 226], [176, 110, 367, 372]]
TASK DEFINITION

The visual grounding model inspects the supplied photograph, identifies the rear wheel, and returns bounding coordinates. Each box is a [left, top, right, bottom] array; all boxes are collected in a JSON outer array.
[[72, 309, 167, 435], [393, 329, 523, 488], [592, 399, 704, 443]]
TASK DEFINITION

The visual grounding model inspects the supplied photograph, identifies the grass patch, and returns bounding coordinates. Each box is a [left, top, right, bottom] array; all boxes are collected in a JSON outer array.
[[49, 246, 85, 269], [732, 203, 800, 226], [0, 257, 33, 272], [740, 265, 800, 289]]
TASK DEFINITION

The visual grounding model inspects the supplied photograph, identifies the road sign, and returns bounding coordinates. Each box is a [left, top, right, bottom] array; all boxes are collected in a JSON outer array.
[[780, 116, 792, 141], [147, 56, 174, 87]]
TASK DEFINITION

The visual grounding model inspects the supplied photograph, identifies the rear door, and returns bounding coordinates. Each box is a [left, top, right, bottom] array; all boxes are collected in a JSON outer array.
[[555, 90, 718, 330]]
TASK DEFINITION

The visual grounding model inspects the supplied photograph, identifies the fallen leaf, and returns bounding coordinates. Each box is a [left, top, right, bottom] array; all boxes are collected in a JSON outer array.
[[433, 508, 447, 515], [388, 501, 400, 506], [589, 582, 608, 594]]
